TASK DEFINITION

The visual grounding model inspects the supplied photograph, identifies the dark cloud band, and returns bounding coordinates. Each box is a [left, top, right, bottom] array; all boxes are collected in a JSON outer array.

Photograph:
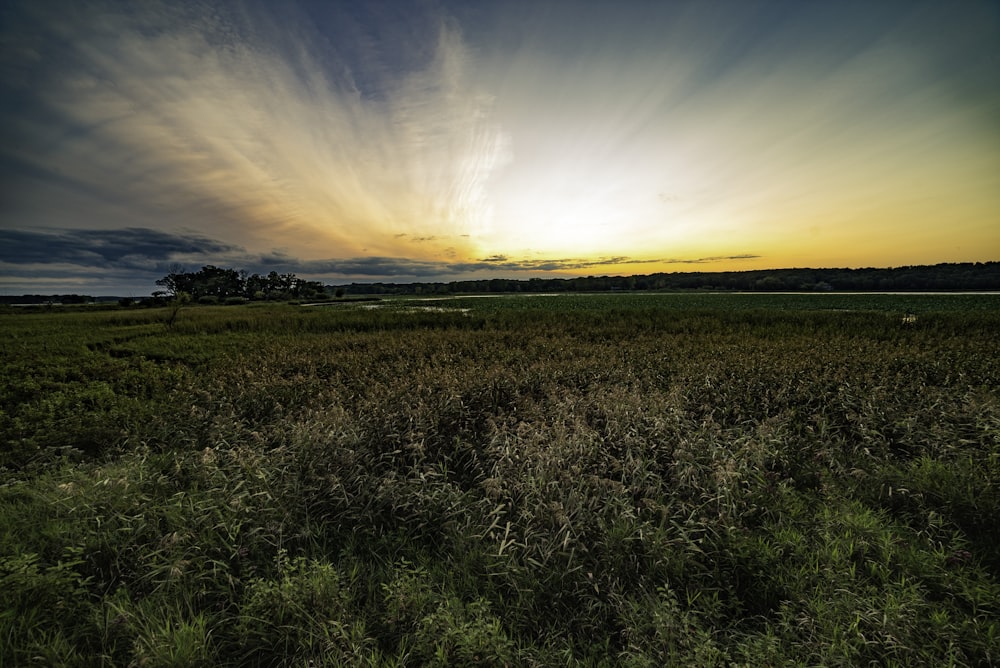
[[0, 228, 241, 267], [0, 226, 759, 285]]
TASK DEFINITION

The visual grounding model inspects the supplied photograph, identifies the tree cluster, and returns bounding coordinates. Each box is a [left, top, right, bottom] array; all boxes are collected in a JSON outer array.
[[155, 266, 327, 302], [0, 294, 93, 305]]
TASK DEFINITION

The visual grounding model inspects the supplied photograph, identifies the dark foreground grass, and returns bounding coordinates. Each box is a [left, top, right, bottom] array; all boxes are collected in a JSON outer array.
[[2, 298, 999, 665]]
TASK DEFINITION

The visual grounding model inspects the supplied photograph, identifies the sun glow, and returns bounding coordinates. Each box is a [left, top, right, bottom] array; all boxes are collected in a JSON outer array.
[[489, 188, 631, 257]]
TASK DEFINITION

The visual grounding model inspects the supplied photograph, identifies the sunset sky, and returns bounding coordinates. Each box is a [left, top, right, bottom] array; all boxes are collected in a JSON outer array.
[[1, 0, 998, 294]]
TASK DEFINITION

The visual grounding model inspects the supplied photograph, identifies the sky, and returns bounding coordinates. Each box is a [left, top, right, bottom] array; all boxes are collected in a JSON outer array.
[[1, 0, 998, 295]]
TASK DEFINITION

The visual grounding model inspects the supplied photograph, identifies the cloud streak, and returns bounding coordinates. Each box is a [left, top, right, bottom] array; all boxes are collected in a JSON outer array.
[[1, 1, 508, 261]]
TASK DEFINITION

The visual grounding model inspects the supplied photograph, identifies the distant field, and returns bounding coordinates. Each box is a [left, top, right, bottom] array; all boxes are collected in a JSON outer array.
[[2, 299, 999, 665], [353, 291, 1000, 314]]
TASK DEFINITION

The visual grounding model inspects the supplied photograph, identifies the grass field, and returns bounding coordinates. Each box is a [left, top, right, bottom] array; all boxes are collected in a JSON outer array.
[[2, 294, 999, 665]]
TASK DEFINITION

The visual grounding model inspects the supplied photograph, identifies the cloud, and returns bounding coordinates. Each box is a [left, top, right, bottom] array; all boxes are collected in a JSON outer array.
[[451, 255, 760, 273], [297, 257, 450, 278], [0, 0, 510, 260], [0, 228, 241, 268], [287, 252, 761, 279], [666, 255, 761, 264], [0, 226, 761, 285]]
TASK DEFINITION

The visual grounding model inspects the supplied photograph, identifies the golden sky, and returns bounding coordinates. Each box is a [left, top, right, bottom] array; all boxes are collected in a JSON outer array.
[[1, 0, 998, 292]]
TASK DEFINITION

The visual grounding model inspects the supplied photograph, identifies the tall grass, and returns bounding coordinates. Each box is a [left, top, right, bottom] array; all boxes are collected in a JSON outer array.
[[2, 298, 999, 664]]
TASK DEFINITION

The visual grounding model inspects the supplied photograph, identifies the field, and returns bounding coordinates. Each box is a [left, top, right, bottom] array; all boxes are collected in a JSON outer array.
[[2, 293, 999, 666]]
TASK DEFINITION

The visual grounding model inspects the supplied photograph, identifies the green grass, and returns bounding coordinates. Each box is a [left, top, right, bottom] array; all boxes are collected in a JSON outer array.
[[2, 296, 999, 665], [387, 291, 1000, 314]]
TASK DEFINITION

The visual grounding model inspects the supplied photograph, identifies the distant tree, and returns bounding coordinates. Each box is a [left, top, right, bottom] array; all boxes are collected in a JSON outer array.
[[59, 294, 91, 304], [198, 265, 243, 298], [296, 279, 326, 299], [155, 271, 191, 298], [244, 273, 267, 299]]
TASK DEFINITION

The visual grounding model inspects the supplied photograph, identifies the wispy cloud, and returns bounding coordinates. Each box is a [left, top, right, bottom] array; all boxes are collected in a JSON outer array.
[[1, 1, 509, 261]]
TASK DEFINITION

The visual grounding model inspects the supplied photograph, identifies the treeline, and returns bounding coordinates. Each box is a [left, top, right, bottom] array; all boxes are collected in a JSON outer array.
[[154, 266, 328, 303], [0, 294, 96, 305], [4, 262, 997, 305], [336, 262, 1000, 295]]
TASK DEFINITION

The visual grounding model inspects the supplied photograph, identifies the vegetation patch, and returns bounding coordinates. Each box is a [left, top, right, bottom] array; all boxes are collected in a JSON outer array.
[[2, 295, 999, 664]]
